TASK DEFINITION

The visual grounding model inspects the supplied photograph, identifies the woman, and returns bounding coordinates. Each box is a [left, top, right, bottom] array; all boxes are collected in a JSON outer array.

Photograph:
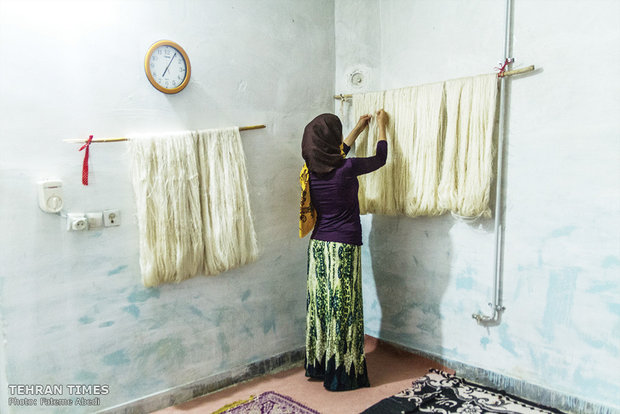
[[301, 110, 388, 391]]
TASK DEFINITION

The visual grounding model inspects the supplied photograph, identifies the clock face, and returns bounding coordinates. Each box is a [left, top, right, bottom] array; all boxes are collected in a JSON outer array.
[[145, 41, 191, 94]]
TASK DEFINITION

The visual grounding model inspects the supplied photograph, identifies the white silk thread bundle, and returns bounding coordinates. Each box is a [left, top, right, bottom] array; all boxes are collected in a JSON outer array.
[[353, 73, 498, 218], [130, 127, 258, 287], [438, 74, 498, 218], [354, 90, 394, 214], [197, 127, 258, 276], [130, 131, 204, 287]]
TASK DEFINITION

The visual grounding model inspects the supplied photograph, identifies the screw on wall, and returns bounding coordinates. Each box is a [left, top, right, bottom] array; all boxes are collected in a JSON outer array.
[[103, 209, 121, 227]]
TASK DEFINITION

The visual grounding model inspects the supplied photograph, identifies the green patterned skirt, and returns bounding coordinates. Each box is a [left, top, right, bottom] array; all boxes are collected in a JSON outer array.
[[305, 239, 370, 391]]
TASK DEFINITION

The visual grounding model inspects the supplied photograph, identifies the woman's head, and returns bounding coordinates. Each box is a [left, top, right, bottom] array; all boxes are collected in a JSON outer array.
[[301, 113, 343, 175]]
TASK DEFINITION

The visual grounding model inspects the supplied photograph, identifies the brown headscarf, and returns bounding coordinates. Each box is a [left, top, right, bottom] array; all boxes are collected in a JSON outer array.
[[301, 113, 344, 175]]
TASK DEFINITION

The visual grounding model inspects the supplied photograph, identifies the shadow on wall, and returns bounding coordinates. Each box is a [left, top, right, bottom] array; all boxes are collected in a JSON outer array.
[[367, 214, 453, 355]]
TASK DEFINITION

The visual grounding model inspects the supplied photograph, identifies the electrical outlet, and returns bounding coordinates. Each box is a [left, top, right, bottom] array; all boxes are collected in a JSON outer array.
[[103, 209, 120, 227], [67, 213, 89, 232]]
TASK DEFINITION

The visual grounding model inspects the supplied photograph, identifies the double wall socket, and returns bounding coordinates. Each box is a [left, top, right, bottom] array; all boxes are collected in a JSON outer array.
[[67, 210, 120, 231]]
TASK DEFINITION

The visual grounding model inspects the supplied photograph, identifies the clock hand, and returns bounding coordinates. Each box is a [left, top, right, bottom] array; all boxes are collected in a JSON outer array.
[[162, 52, 177, 77]]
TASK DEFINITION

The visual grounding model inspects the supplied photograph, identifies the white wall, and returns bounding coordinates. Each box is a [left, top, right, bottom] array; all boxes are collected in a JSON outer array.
[[336, 0, 620, 410], [2, 0, 619, 412], [0, 0, 334, 412]]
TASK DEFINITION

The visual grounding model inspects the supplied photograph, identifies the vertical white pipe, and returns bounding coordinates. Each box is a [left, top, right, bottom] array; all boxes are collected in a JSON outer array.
[[473, 0, 511, 325], [492, 0, 512, 311]]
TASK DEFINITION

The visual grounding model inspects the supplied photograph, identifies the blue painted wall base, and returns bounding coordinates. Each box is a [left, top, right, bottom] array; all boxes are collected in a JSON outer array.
[[100, 347, 305, 414]]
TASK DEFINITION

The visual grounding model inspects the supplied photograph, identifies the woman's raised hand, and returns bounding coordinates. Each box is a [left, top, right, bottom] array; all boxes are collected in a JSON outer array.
[[344, 114, 372, 147], [355, 114, 372, 131], [376, 109, 388, 141], [376, 109, 389, 127]]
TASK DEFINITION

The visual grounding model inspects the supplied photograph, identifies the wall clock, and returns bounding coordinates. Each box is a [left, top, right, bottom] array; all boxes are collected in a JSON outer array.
[[144, 40, 191, 94]]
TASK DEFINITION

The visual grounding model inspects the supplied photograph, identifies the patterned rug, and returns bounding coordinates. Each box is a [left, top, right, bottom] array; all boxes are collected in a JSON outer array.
[[362, 369, 565, 414], [214, 391, 320, 414]]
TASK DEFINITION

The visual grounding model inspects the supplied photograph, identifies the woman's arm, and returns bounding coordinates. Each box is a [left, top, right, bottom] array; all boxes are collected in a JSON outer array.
[[343, 114, 371, 147], [348, 110, 389, 176], [348, 141, 387, 176], [376, 109, 388, 141], [343, 109, 388, 147]]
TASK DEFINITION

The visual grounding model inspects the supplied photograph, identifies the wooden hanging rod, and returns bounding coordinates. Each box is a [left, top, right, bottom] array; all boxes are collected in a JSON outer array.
[[63, 124, 266, 143], [333, 65, 536, 100], [498, 64, 536, 77]]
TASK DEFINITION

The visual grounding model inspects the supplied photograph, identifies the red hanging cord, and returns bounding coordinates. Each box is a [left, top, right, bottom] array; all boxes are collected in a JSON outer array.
[[496, 58, 511, 78], [79, 135, 94, 185]]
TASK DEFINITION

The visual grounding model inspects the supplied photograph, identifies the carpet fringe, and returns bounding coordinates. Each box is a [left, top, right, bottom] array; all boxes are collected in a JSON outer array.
[[211, 394, 255, 414]]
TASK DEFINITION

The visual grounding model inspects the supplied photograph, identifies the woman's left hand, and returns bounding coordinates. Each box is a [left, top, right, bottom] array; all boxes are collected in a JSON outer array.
[[355, 114, 372, 131], [344, 114, 372, 147]]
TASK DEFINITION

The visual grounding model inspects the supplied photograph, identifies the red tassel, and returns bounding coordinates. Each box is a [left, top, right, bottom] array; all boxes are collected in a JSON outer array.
[[496, 58, 511, 78], [79, 135, 94, 185]]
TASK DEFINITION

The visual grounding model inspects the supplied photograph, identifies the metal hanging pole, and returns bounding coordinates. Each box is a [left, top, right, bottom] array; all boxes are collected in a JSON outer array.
[[472, 0, 513, 326]]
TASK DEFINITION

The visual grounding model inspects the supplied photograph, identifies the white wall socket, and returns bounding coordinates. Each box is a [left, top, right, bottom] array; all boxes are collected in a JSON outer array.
[[103, 209, 120, 227], [67, 213, 88, 231]]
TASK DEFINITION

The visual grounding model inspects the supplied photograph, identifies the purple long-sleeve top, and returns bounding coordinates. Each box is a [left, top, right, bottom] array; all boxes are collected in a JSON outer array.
[[309, 140, 388, 245]]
